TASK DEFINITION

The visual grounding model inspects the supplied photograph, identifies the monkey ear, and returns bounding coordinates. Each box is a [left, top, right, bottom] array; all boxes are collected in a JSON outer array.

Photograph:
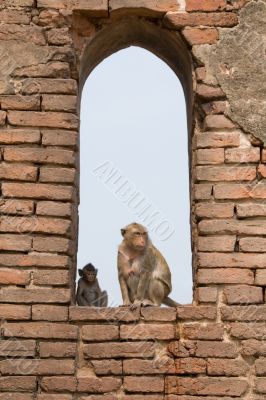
[[78, 269, 83, 277], [121, 229, 126, 237]]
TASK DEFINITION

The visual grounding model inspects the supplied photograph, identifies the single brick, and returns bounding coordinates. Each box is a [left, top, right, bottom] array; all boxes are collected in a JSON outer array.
[[0, 95, 40, 110], [186, 0, 226, 11], [237, 203, 266, 217], [33, 270, 69, 285], [198, 235, 236, 252], [198, 268, 254, 284], [0, 339, 35, 357], [33, 236, 72, 253], [0, 129, 40, 144], [222, 306, 266, 322], [195, 202, 234, 219], [2, 182, 73, 201], [177, 306, 216, 320], [0, 376, 36, 391], [32, 305, 69, 321], [240, 237, 266, 252], [0, 163, 37, 181], [196, 148, 224, 165], [195, 341, 238, 358], [124, 376, 164, 393], [81, 325, 119, 341], [204, 115, 236, 130], [22, 78, 77, 95], [13, 62, 70, 79], [182, 27, 219, 45], [0, 269, 30, 285], [0, 304, 31, 320], [0, 234, 31, 251], [39, 342, 77, 358], [198, 252, 266, 268], [109, 0, 179, 17], [120, 323, 177, 340], [223, 285, 263, 304], [42, 95, 77, 112], [255, 270, 266, 285], [164, 12, 238, 28], [91, 360, 122, 376], [207, 358, 249, 376], [0, 359, 75, 375], [83, 342, 155, 359], [183, 323, 224, 340], [196, 131, 240, 148], [202, 100, 228, 115], [4, 322, 77, 339], [4, 147, 75, 165], [194, 183, 212, 200], [39, 167, 76, 183], [197, 286, 218, 303], [214, 183, 266, 199], [231, 323, 266, 340], [0, 288, 71, 304], [199, 219, 266, 235], [225, 147, 260, 163], [7, 111, 78, 129], [41, 129, 77, 146], [36, 201, 72, 217], [196, 84, 224, 99], [0, 199, 34, 215], [196, 165, 256, 181]]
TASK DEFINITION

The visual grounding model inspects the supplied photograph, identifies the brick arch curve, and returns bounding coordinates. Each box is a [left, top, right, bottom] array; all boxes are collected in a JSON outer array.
[[79, 17, 193, 132]]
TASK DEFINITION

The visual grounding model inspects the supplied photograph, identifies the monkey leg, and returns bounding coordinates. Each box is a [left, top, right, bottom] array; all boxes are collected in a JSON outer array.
[[147, 279, 167, 307], [99, 291, 108, 307]]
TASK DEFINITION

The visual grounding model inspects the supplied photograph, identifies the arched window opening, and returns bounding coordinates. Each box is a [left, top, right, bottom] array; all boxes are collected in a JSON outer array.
[[78, 46, 192, 305]]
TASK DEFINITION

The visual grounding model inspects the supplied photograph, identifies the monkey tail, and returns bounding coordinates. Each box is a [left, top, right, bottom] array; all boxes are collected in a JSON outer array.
[[163, 296, 180, 307]]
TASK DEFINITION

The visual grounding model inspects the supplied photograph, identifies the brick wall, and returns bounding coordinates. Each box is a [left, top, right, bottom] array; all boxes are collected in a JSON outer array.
[[0, 0, 265, 398]]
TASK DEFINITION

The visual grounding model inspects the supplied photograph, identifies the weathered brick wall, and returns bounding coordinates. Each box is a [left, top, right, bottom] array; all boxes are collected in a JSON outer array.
[[0, 0, 265, 399]]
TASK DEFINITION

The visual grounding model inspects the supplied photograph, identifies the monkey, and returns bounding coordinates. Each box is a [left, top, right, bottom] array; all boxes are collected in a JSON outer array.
[[117, 223, 179, 309], [76, 263, 108, 307]]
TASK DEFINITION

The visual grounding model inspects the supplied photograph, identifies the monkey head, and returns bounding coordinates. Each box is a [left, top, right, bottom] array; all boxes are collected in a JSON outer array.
[[78, 263, 98, 283], [121, 223, 149, 252]]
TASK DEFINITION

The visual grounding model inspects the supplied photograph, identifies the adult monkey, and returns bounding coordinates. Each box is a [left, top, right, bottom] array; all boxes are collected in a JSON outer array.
[[117, 223, 179, 309]]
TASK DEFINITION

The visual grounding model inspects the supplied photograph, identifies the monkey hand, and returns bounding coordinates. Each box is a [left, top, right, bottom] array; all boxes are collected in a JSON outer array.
[[130, 299, 142, 310], [127, 269, 135, 277]]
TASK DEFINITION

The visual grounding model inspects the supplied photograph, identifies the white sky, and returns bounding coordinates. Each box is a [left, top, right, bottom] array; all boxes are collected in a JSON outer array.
[[78, 46, 192, 306]]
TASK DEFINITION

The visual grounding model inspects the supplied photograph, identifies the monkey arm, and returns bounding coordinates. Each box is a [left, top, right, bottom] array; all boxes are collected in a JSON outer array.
[[76, 280, 89, 306], [117, 252, 131, 305]]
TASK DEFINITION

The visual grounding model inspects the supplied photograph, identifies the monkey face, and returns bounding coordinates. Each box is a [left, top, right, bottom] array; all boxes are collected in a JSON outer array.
[[123, 223, 148, 251], [84, 270, 97, 283]]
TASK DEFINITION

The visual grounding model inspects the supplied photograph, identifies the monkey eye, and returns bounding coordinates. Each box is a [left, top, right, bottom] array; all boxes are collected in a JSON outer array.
[[134, 232, 141, 236]]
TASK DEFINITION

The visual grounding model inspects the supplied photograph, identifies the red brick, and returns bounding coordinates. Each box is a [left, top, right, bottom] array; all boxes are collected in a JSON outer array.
[[0, 234, 31, 251], [120, 323, 177, 340], [4, 147, 75, 165], [0, 253, 68, 268], [33, 236, 72, 253], [0, 129, 40, 144], [0, 10, 30, 24], [2, 0, 34, 5], [123, 358, 175, 375], [177, 306, 216, 320], [47, 28, 72, 45], [0, 95, 40, 111], [0, 376, 36, 391], [168, 340, 196, 358], [175, 358, 207, 375], [230, 323, 266, 339], [0, 339, 35, 357], [91, 360, 122, 376], [40, 376, 76, 392], [198, 236, 235, 252], [2, 182, 73, 201], [33, 269, 69, 285], [42, 95, 77, 112], [196, 84, 224, 99], [225, 147, 260, 163], [7, 111, 78, 130], [32, 305, 68, 321], [194, 184, 212, 199], [0, 199, 34, 215], [196, 148, 224, 165], [164, 12, 238, 28], [39, 0, 109, 16], [182, 27, 219, 45], [0, 288, 71, 304], [0, 111, 6, 125], [214, 183, 266, 199], [0, 304, 31, 320], [124, 376, 164, 393], [0, 24, 44, 45], [197, 286, 218, 303], [222, 305, 266, 322], [4, 322, 77, 339], [255, 270, 266, 285], [196, 131, 240, 148], [183, 323, 223, 340], [204, 115, 236, 130], [13, 62, 70, 79], [255, 358, 266, 376], [83, 342, 154, 359], [257, 164, 266, 180], [240, 237, 266, 252], [0, 359, 74, 375], [198, 252, 266, 268], [198, 268, 254, 284], [224, 285, 263, 304], [0, 216, 70, 235], [39, 342, 77, 358], [77, 377, 121, 393], [241, 339, 266, 356], [199, 219, 266, 235], [207, 358, 249, 376], [39, 167, 76, 183], [41, 129, 77, 146], [0, 269, 30, 285], [196, 341, 238, 358], [196, 165, 256, 181], [186, 0, 226, 11], [195, 67, 206, 81], [69, 306, 139, 322], [109, 0, 179, 16], [141, 306, 176, 321], [202, 100, 228, 115], [237, 203, 266, 217], [195, 202, 234, 218], [37, 396, 72, 400], [82, 325, 119, 341], [36, 201, 72, 217], [22, 79, 77, 95], [0, 163, 37, 181], [165, 376, 247, 396]]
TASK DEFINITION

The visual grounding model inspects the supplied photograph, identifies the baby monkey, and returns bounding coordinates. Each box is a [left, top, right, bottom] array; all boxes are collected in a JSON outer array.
[[117, 222, 179, 309], [76, 263, 108, 307]]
